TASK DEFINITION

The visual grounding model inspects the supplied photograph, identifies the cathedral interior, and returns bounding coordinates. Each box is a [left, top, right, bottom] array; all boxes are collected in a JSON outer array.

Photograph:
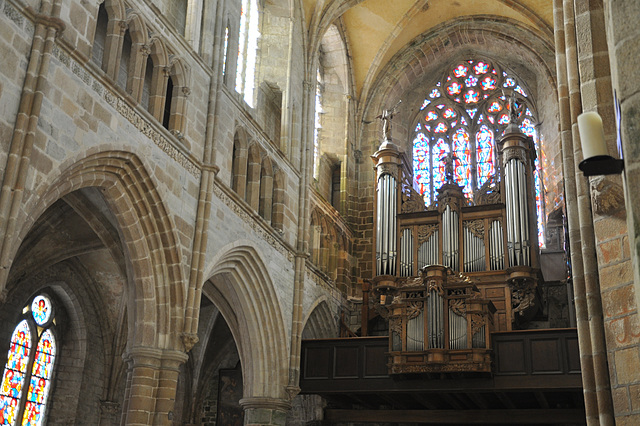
[[0, 0, 639, 425]]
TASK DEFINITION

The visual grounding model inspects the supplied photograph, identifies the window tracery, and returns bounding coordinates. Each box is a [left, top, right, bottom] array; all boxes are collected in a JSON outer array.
[[235, 0, 259, 107], [1, 294, 58, 426], [412, 59, 545, 245]]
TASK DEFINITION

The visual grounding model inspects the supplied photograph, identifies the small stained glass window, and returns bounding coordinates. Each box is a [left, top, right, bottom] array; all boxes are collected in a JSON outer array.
[[0, 294, 58, 426]]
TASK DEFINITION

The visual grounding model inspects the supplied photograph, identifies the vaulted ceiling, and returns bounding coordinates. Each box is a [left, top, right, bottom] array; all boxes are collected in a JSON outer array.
[[302, 0, 555, 103]]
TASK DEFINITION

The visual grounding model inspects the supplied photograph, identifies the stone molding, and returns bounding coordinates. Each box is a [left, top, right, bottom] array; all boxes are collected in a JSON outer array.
[[239, 397, 292, 412], [50, 45, 201, 179]]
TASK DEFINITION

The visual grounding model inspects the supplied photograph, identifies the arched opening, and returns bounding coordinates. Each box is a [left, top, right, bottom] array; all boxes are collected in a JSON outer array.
[[91, 2, 109, 69]]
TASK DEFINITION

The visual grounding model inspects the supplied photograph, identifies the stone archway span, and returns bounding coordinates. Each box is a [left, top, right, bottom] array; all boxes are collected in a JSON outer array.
[[203, 243, 289, 402], [302, 298, 337, 339], [13, 151, 185, 352]]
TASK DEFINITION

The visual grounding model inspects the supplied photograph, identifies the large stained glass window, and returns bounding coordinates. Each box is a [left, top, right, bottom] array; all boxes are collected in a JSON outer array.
[[1, 294, 57, 426], [412, 59, 546, 246]]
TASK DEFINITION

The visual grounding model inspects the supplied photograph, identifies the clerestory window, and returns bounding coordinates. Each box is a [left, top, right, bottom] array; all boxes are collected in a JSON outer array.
[[235, 0, 259, 107]]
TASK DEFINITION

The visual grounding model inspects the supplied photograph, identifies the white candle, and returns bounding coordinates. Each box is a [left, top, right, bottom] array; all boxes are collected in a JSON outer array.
[[578, 111, 609, 159]]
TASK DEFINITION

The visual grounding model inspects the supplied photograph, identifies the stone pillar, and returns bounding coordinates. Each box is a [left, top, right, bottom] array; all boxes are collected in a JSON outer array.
[[121, 347, 188, 426], [240, 397, 291, 426]]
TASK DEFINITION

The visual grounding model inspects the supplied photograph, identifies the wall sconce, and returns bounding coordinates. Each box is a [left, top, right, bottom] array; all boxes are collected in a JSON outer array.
[[577, 111, 624, 176]]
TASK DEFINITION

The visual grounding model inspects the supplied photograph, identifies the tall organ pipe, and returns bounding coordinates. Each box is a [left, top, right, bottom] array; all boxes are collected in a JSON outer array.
[[505, 159, 531, 267], [376, 174, 397, 275]]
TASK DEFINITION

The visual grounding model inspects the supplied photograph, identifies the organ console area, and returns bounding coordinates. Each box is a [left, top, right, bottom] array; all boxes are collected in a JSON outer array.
[[367, 121, 541, 375]]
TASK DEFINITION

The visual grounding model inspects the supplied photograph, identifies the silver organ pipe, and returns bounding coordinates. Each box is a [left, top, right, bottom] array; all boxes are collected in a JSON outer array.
[[472, 325, 486, 348], [400, 228, 413, 277], [407, 310, 424, 351], [442, 206, 459, 270], [428, 290, 444, 348], [463, 225, 485, 273], [489, 220, 504, 270], [448, 308, 467, 349], [505, 158, 531, 267], [376, 174, 397, 275], [417, 231, 439, 269]]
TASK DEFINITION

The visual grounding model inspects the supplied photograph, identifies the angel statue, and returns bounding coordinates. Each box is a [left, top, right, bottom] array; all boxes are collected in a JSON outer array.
[[440, 151, 459, 183], [376, 100, 401, 141]]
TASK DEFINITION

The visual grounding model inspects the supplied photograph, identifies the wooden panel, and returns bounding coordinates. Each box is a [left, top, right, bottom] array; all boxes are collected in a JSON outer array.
[[304, 347, 331, 379], [566, 336, 581, 373], [334, 346, 359, 378], [364, 344, 389, 378], [531, 339, 562, 374], [495, 340, 526, 374], [486, 288, 505, 298]]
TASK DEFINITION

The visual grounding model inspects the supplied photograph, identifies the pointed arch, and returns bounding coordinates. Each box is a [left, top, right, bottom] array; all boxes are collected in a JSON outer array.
[[120, 13, 148, 97], [15, 152, 185, 351], [246, 144, 262, 210], [164, 57, 190, 137], [203, 244, 288, 400], [143, 37, 169, 118], [302, 299, 337, 339], [232, 127, 249, 197], [259, 157, 274, 223]]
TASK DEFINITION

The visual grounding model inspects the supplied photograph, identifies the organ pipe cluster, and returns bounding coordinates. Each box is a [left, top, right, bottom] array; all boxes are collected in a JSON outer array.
[[376, 173, 398, 275]]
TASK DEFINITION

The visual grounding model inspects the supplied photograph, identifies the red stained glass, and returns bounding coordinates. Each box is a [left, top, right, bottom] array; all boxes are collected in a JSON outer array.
[[503, 77, 516, 87], [474, 62, 489, 75], [498, 114, 509, 125], [453, 65, 467, 78], [464, 75, 478, 87], [434, 122, 447, 133], [464, 90, 479, 103], [515, 85, 527, 97], [443, 108, 456, 119], [476, 125, 495, 188], [447, 82, 461, 95], [480, 76, 496, 91], [452, 130, 472, 197], [420, 99, 431, 110], [413, 133, 430, 205], [466, 108, 477, 119], [432, 139, 450, 193], [488, 101, 502, 113], [425, 111, 438, 121], [430, 88, 441, 98]]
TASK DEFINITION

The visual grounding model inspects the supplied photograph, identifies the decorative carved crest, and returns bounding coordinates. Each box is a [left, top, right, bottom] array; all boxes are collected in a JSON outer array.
[[470, 313, 486, 335], [377, 163, 399, 181], [427, 279, 443, 296], [449, 298, 466, 316], [418, 224, 438, 244], [511, 279, 536, 315], [407, 301, 423, 320], [464, 220, 485, 239], [401, 184, 427, 213]]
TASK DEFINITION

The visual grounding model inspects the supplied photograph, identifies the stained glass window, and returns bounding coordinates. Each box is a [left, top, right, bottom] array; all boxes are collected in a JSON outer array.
[[412, 58, 545, 246], [0, 294, 57, 426]]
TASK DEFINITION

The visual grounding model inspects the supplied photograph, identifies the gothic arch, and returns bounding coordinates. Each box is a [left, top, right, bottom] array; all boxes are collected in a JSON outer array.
[[302, 298, 337, 339], [13, 151, 185, 351], [203, 244, 289, 400]]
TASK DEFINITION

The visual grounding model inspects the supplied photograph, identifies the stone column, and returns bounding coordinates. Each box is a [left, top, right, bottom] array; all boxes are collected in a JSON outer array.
[[121, 347, 188, 426], [240, 397, 291, 426]]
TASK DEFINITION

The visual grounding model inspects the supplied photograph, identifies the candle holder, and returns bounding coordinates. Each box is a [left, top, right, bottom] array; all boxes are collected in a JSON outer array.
[[579, 155, 624, 176], [577, 111, 624, 177]]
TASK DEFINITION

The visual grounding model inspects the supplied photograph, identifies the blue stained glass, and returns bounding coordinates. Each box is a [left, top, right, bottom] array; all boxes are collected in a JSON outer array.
[[465, 75, 478, 87], [420, 99, 431, 110], [480, 76, 496, 91], [430, 88, 441, 98], [515, 85, 527, 97], [443, 108, 456, 119], [526, 108, 533, 116], [415, 123, 422, 132], [436, 104, 445, 110], [474, 62, 489, 75], [503, 77, 516, 87], [434, 122, 447, 133], [460, 116, 468, 126], [487, 115, 495, 124], [453, 65, 468, 78], [467, 108, 477, 119], [464, 90, 479, 103], [413, 133, 430, 205], [432, 139, 450, 193], [520, 118, 536, 138], [31, 296, 51, 326], [488, 101, 502, 113], [476, 125, 495, 188], [498, 114, 509, 125], [534, 162, 545, 247], [447, 82, 462, 95], [452, 130, 472, 197], [451, 121, 457, 129], [426, 111, 438, 121]]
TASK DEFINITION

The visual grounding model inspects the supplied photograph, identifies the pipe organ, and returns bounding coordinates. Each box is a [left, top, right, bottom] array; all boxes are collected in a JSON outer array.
[[369, 121, 540, 375]]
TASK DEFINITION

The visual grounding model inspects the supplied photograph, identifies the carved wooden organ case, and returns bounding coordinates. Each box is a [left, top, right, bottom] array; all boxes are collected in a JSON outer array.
[[369, 125, 540, 374]]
